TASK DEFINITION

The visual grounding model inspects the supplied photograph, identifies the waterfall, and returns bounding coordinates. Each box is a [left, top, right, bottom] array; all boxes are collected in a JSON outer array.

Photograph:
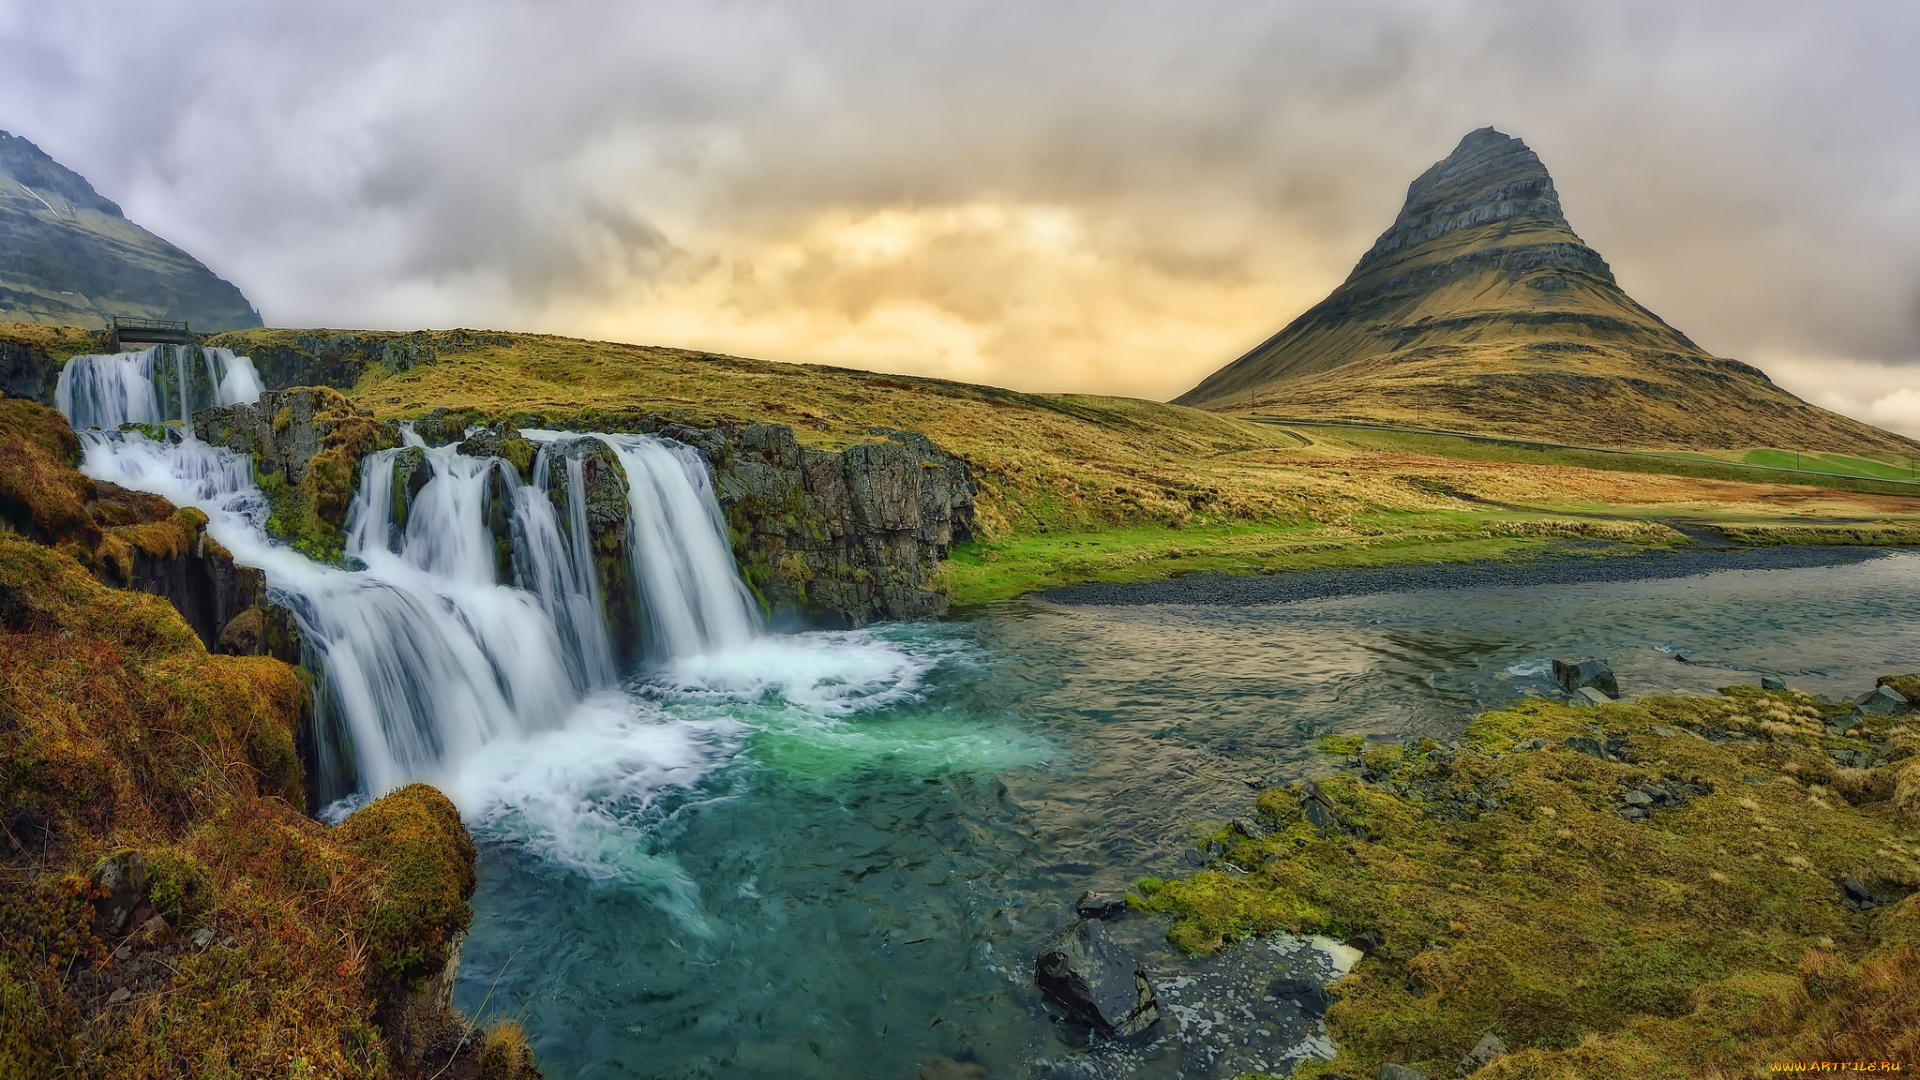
[[599, 434, 762, 657], [55, 344, 263, 429], [69, 418, 763, 803]]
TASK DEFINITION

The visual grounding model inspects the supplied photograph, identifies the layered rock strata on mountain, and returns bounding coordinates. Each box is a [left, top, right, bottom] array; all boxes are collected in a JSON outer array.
[[1177, 127, 1920, 455], [0, 130, 261, 330]]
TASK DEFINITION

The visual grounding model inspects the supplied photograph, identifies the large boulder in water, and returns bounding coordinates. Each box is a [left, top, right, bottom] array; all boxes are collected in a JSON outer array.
[[1034, 918, 1160, 1040], [1553, 658, 1618, 699]]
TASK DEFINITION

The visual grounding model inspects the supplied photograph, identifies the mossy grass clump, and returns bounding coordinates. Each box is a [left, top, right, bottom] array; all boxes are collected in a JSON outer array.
[[0, 533, 522, 1076], [1137, 689, 1920, 1077], [335, 784, 477, 990]]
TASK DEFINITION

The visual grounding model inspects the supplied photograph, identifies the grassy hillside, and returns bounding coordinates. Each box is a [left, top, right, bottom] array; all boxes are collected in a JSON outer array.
[[0, 132, 260, 332], [207, 328, 1920, 604]]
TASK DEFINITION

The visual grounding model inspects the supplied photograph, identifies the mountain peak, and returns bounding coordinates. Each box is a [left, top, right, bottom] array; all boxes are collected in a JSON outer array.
[[1350, 127, 1583, 282], [1173, 129, 1919, 454]]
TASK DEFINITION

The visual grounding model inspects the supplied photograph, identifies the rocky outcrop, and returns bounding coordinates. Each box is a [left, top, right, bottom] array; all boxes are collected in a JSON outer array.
[[0, 334, 61, 404], [0, 396, 300, 665], [194, 387, 400, 562], [93, 491, 302, 667], [189, 389, 975, 626], [429, 415, 975, 627], [695, 423, 974, 625], [201, 329, 514, 391]]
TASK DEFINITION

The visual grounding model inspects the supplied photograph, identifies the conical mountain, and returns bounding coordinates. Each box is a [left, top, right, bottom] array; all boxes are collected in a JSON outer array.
[[0, 130, 261, 332], [1178, 128, 1916, 455]]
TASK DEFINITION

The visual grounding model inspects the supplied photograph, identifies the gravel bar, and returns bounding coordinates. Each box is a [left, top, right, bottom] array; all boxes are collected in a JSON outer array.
[[1039, 545, 1906, 607]]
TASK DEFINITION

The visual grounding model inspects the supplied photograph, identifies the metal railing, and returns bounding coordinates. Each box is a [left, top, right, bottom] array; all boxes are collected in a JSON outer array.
[[109, 317, 196, 349]]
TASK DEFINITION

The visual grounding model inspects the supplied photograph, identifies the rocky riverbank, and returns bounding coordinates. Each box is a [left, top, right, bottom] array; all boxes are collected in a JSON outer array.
[[1041, 543, 1899, 607], [1116, 673, 1920, 1078]]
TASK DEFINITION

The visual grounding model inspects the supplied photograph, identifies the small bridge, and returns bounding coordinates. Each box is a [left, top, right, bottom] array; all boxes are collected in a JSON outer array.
[[109, 317, 196, 351]]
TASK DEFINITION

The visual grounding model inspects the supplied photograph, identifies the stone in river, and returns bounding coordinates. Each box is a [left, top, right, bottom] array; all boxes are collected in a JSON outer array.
[[1761, 676, 1787, 691], [1553, 658, 1619, 698], [1034, 919, 1159, 1039], [1854, 685, 1909, 716], [1266, 975, 1331, 1015], [1574, 686, 1612, 707], [1074, 891, 1129, 921]]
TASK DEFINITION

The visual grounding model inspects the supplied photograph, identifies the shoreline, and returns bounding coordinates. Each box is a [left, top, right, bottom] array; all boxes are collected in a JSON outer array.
[[1037, 543, 1910, 607]]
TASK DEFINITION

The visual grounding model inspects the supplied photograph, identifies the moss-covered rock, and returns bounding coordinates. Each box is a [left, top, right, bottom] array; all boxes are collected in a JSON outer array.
[[334, 784, 476, 991], [0, 531, 528, 1077], [1140, 688, 1920, 1077], [194, 386, 401, 563]]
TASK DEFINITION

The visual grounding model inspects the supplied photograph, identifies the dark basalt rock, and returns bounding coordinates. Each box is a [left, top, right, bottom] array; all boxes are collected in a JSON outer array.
[[1552, 657, 1618, 698], [1074, 891, 1129, 920], [1034, 918, 1159, 1040], [387, 446, 432, 542], [1854, 684, 1909, 717], [544, 438, 640, 653], [711, 424, 975, 625], [0, 336, 60, 404], [456, 422, 537, 484], [1458, 1030, 1509, 1076]]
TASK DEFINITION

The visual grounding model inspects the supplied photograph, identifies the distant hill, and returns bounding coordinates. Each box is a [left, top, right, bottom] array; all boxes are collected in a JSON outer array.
[[1177, 128, 1917, 456], [0, 129, 260, 332]]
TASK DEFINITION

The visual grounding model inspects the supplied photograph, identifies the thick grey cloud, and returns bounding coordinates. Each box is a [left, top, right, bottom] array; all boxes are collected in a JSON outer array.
[[3, 0, 1918, 432]]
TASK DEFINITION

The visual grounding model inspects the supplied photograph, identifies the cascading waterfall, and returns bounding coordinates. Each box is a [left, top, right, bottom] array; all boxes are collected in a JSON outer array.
[[66, 407, 763, 803], [598, 434, 762, 657], [55, 343, 263, 428]]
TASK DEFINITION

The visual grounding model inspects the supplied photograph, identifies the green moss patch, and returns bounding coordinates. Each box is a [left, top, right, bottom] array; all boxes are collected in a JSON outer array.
[[1137, 690, 1920, 1076]]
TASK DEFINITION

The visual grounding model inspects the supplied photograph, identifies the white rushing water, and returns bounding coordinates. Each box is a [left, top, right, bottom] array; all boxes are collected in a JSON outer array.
[[56, 344, 263, 428], [71, 419, 763, 800]]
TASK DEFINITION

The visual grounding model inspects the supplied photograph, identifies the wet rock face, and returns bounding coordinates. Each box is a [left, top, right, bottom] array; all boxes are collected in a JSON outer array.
[[709, 424, 976, 626], [86, 481, 304, 667], [0, 337, 61, 404], [1034, 918, 1160, 1040], [545, 438, 641, 652], [195, 387, 400, 561]]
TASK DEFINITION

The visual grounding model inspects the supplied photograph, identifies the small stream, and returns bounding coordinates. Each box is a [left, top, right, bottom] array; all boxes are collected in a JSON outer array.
[[452, 550, 1920, 1080]]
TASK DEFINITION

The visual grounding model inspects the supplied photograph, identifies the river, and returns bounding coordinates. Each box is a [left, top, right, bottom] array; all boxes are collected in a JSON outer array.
[[449, 550, 1920, 1080]]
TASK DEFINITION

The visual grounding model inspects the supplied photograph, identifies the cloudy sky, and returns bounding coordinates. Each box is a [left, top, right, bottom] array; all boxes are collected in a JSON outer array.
[[4, 1, 1918, 431]]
